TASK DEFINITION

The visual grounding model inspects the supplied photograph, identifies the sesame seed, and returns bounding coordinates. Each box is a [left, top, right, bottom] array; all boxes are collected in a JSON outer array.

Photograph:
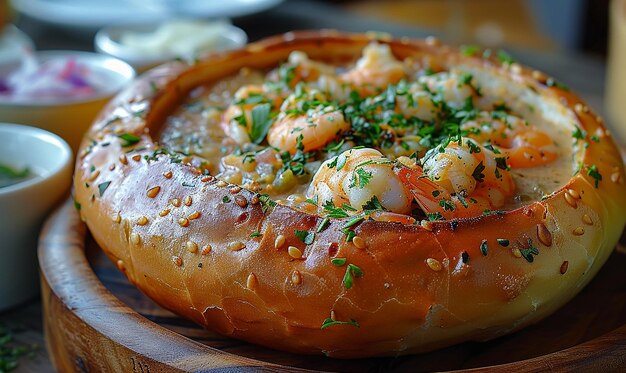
[[119, 154, 128, 165], [288, 246, 302, 259], [567, 188, 580, 200], [188, 211, 201, 220], [574, 103, 584, 113], [228, 241, 246, 251], [202, 244, 212, 255], [234, 195, 248, 208], [291, 270, 302, 285], [352, 236, 366, 249], [512, 248, 522, 258], [159, 209, 170, 217], [178, 217, 189, 227], [426, 258, 442, 272], [330, 310, 337, 321], [170, 198, 181, 207], [186, 241, 198, 253], [183, 196, 192, 206], [146, 186, 161, 198], [560, 261, 569, 274], [130, 233, 141, 245], [136, 216, 149, 226], [582, 214, 593, 225], [564, 191, 577, 208], [611, 172, 622, 184], [201, 176, 213, 182], [173, 256, 182, 267], [246, 273, 257, 290], [112, 212, 121, 223], [230, 186, 242, 194], [116, 260, 125, 271], [510, 63, 522, 74], [88, 170, 100, 181], [532, 70, 543, 80], [216, 180, 227, 187], [250, 195, 260, 205], [163, 171, 173, 179], [573, 227, 585, 236], [132, 154, 141, 162], [274, 235, 286, 249], [536, 223, 552, 246]]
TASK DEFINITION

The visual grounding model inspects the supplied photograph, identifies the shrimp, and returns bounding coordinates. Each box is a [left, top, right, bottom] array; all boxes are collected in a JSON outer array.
[[397, 138, 516, 219], [342, 43, 405, 93], [307, 148, 413, 214], [221, 85, 282, 144], [267, 89, 350, 154], [461, 111, 558, 168], [272, 51, 337, 87]]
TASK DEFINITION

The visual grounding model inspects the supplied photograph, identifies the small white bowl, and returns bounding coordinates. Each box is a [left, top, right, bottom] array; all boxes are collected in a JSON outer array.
[[0, 123, 73, 311], [95, 20, 247, 72], [0, 51, 135, 152]]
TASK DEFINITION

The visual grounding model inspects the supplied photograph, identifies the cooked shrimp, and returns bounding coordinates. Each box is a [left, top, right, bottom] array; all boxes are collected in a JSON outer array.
[[272, 51, 337, 87], [461, 111, 558, 168], [397, 138, 515, 219], [342, 43, 405, 92], [307, 148, 413, 214], [267, 89, 349, 154]]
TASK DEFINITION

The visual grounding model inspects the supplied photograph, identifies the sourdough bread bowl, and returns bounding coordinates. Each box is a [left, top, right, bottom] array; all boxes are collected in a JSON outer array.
[[73, 31, 626, 358]]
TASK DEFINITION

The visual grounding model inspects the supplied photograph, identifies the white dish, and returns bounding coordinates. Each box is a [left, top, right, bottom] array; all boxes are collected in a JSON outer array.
[[0, 25, 35, 66], [95, 21, 247, 72], [11, 0, 284, 30], [0, 123, 73, 311]]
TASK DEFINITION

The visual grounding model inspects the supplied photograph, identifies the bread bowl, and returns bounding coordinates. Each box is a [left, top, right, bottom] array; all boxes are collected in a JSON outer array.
[[73, 31, 626, 358]]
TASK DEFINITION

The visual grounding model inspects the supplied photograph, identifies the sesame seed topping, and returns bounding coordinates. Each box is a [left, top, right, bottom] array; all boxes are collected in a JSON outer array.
[[352, 236, 366, 249], [532, 70, 543, 80], [173, 256, 183, 267], [112, 212, 121, 223], [566, 189, 580, 200], [230, 186, 242, 194], [132, 154, 141, 162], [88, 170, 100, 181], [564, 191, 578, 208], [582, 214, 593, 225], [186, 241, 198, 253], [573, 227, 585, 236], [330, 310, 337, 321], [611, 172, 622, 184], [136, 216, 149, 226], [201, 176, 213, 182], [119, 154, 128, 165], [170, 198, 181, 207], [560, 261, 569, 274], [216, 180, 227, 187], [288, 246, 303, 259], [536, 223, 552, 246], [228, 241, 246, 251], [246, 273, 257, 290], [426, 258, 442, 272], [512, 248, 522, 258], [510, 63, 522, 74], [183, 196, 192, 206], [147, 186, 161, 198], [108, 164, 116, 171], [130, 233, 141, 245], [163, 171, 173, 179], [159, 209, 170, 217], [116, 260, 125, 271], [202, 244, 212, 255], [178, 217, 189, 227], [274, 235, 286, 249], [188, 211, 201, 220], [235, 195, 248, 208], [291, 270, 302, 285], [574, 103, 584, 113]]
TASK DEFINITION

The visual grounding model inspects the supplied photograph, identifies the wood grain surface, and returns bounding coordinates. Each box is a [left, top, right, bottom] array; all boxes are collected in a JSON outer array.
[[39, 198, 626, 372]]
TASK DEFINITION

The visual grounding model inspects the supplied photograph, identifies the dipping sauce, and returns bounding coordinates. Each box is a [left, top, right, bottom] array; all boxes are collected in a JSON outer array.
[[0, 163, 33, 188]]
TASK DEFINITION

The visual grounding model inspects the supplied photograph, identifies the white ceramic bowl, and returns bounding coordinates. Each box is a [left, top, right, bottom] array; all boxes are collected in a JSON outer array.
[[0, 123, 73, 310], [0, 51, 135, 153], [95, 21, 247, 72]]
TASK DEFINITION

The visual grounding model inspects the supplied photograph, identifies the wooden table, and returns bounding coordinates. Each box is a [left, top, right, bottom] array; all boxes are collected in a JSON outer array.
[[0, 1, 616, 371]]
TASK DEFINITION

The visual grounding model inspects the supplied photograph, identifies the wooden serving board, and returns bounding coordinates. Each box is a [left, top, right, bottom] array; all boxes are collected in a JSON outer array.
[[39, 198, 626, 372]]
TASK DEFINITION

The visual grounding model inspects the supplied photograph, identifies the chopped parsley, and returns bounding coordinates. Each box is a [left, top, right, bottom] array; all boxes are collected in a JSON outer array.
[[249, 103, 273, 144], [294, 230, 315, 245], [520, 239, 539, 263], [587, 164, 602, 188], [480, 240, 488, 256], [117, 133, 141, 147], [342, 263, 364, 289], [98, 181, 111, 197], [321, 317, 359, 329], [472, 161, 486, 182]]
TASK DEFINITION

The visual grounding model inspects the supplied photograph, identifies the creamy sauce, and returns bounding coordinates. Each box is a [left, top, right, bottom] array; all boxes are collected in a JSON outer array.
[[161, 44, 575, 220]]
